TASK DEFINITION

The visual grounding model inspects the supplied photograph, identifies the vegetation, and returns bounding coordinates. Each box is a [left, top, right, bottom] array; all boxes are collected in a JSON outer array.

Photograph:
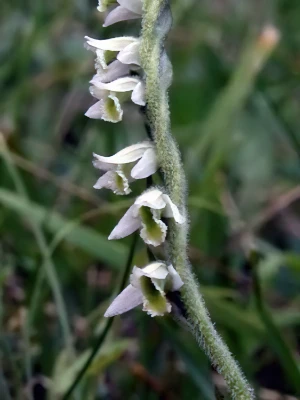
[[1, 0, 300, 399]]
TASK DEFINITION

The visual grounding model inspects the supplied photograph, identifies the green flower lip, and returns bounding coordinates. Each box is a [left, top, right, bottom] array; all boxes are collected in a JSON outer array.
[[139, 275, 169, 316], [139, 206, 166, 245]]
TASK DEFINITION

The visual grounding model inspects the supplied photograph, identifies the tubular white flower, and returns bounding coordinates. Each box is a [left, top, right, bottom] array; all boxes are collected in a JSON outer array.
[[85, 36, 140, 70], [108, 188, 185, 246], [102, 0, 143, 27], [94, 165, 132, 195], [86, 76, 145, 122], [93, 142, 158, 194], [91, 76, 146, 106], [104, 262, 184, 317], [85, 85, 123, 123]]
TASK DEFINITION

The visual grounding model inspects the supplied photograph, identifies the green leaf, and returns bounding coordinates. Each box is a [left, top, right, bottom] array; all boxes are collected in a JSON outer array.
[[0, 188, 126, 269], [160, 319, 215, 400], [51, 340, 131, 397]]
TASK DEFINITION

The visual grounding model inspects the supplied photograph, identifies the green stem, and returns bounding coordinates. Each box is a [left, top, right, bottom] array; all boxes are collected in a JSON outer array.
[[195, 26, 280, 163], [252, 259, 300, 395], [140, 2, 254, 398], [0, 134, 72, 365], [62, 233, 138, 400]]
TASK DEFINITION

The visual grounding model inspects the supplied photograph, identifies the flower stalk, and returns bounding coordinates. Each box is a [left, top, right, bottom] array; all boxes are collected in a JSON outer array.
[[140, 0, 254, 398]]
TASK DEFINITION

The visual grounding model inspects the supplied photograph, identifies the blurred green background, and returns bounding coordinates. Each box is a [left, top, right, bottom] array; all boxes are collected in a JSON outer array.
[[1, 0, 300, 399]]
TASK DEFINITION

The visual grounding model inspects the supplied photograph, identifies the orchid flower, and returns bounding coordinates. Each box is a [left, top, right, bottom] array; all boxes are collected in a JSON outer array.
[[85, 36, 140, 70], [93, 141, 158, 195], [85, 76, 145, 122], [109, 188, 185, 246], [104, 262, 184, 317]]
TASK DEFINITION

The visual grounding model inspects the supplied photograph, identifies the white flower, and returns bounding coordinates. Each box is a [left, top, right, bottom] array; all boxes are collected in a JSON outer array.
[[101, 0, 143, 27], [85, 36, 140, 70], [92, 76, 145, 106], [86, 76, 145, 123], [93, 141, 158, 195], [85, 85, 123, 123], [108, 188, 185, 246], [104, 262, 184, 317]]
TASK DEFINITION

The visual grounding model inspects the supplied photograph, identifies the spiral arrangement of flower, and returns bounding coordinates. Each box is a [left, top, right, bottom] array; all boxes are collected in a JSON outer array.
[[84, 1, 255, 398], [85, 0, 185, 319]]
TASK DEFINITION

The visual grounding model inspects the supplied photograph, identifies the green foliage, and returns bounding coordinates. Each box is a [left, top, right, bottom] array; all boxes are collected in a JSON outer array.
[[1, 0, 300, 399]]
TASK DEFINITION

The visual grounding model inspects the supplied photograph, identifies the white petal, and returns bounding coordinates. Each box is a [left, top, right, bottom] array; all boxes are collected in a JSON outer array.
[[94, 60, 131, 83], [103, 6, 140, 27], [93, 155, 116, 171], [167, 265, 184, 291], [89, 85, 108, 100], [131, 81, 145, 106], [162, 194, 185, 224], [141, 262, 169, 279], [118, 0, 142, 14], [94, 142, 153, 166], [85, 95, 123, 123], [85, 36, 137, 51], [104, 284, 143, 317], [85, 100, 105, 119], [131, 148, 158, 179], [93, 171, 116, 189], [92, 76, 140, 93], [130, 265, 167, 292], [117, 41, 140, 65], [108, 204, 140, 240], [135, 188, 166, 210], [130, 266, 142, 289]]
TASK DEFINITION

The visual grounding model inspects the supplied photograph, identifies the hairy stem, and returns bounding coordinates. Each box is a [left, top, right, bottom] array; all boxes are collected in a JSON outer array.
[[140, 1, 254, 398]]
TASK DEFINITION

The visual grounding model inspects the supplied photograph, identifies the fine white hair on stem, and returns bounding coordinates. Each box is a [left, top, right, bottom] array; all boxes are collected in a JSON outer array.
[[140, 0, 255, 398]]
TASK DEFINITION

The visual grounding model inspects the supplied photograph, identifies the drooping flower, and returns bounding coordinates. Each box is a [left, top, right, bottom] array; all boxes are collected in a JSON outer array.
[[108, 188, 185, 246], [104, 262, 184, 317], [93, 141, 158, 195], [86, 76, 145, 122], [85, 36, 140, 70], [99, 0, 143, 27]]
